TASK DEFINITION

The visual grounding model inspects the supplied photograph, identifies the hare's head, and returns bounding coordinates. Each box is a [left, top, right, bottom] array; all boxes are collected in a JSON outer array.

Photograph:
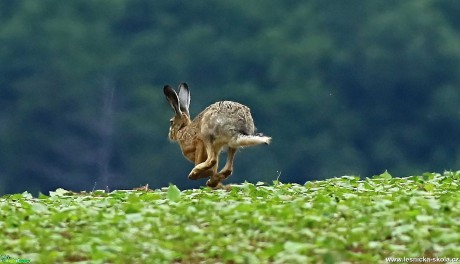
[[163, 83, 191, 141]]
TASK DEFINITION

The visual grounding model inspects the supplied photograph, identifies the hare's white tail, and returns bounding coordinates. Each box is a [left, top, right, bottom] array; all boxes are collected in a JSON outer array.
[[229, 134, 271, 148]]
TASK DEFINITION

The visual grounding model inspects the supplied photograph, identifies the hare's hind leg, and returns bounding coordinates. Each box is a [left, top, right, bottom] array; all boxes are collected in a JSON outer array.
[[188, 139, 218, 180], [219, 147, 236, 178], [207, 147, 236, 187]]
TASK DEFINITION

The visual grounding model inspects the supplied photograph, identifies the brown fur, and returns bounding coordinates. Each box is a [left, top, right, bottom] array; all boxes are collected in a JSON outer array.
[[164, 83, 271, 187]]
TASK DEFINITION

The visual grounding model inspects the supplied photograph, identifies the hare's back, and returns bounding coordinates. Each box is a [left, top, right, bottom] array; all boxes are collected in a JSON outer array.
[[199, 101, 255, 138]]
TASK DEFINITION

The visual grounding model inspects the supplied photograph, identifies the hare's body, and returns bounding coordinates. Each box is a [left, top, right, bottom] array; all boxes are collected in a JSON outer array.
[[198, 101, 262, 146], [164, 83, 271, 187]]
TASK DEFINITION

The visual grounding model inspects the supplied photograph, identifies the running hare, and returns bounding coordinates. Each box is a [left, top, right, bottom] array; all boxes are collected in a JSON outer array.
[[164, 82, 271, 187]]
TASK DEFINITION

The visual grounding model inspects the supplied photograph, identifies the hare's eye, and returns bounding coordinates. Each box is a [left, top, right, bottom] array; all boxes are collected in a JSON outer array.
[[169, 119, 174, 125]]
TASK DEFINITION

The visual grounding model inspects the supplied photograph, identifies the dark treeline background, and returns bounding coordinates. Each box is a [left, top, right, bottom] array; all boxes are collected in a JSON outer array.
[[1, 0, 460, 195]]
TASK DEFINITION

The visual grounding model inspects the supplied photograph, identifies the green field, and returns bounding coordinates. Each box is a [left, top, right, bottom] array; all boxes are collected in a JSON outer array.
[[1, 171, 459, 263]]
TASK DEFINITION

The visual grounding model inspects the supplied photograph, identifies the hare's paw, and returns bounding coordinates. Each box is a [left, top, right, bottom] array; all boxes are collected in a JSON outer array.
[[206, 178, 221, 188], [206, 179, 231, 191], [216, 169, 232, 180], [206, 173, 227, 187], [188, 168, 214, 180], [189, 160, 217, 180], [188, 167, 201, 179]]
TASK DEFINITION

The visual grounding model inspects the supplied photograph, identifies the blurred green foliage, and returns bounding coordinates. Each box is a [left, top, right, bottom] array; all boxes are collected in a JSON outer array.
[[0, 0, 459, 194]]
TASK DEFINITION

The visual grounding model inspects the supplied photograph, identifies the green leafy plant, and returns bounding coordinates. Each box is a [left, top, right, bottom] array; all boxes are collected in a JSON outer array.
[[1, 171, 459, 263]]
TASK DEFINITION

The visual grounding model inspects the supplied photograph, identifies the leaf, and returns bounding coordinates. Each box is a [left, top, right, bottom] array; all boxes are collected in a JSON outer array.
[[368, 241, 382, 249], [379, 170, 392, 179], [124, 204, 141, 214], [185, 224, 203, 233], [437, 233, 460, 243], [323, 252, 336, 264], [21, 191, 33, 199], [423, 183, 435, 192], [125, 213, 143, 222], [38, 192, 49, 199], [427, 199, 441, 210], [32, 203, 49, 214], [49, 188, 70, 197], [167, 184, 181, 202], [422, 172, 436, 180], [283, 241, 307, 253], [416, 214, 433, 222], [9, 193, 25, 200], [392, 224, 414, 236], [388, 244, 407, 251]]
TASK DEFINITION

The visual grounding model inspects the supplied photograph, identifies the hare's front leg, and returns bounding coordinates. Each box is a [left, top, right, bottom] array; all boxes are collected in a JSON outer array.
[[188, 139, 218, 179], [207, 147, 236, 187], [188, 140, 216, 180]]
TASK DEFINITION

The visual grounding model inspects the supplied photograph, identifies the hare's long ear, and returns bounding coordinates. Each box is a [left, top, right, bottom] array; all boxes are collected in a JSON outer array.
[[163, 85, 182, 116], [178, 82, 190, 116]]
